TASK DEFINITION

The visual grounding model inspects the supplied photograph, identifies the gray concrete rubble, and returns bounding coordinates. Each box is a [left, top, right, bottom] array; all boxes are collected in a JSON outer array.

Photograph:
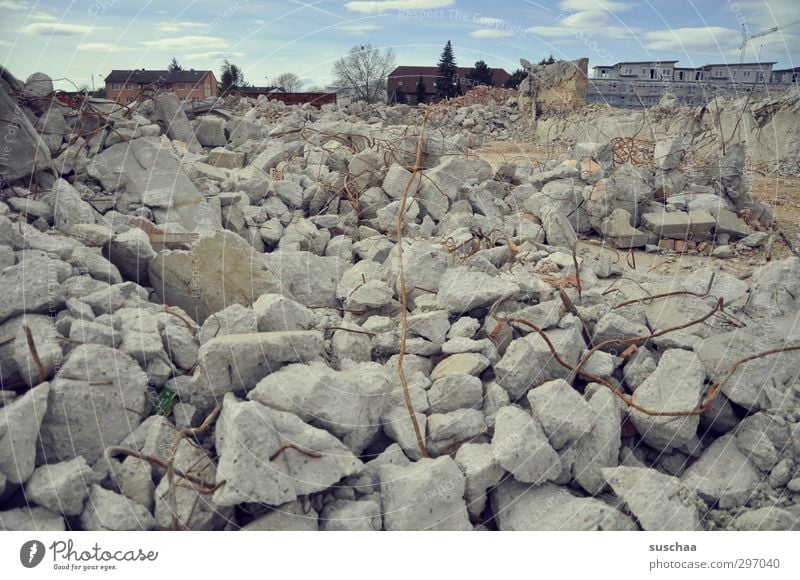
[[0, 65, 797, 531]]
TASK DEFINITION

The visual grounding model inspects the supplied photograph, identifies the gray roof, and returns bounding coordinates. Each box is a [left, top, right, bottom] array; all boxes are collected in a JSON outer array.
[[105, 69, 214, 84]]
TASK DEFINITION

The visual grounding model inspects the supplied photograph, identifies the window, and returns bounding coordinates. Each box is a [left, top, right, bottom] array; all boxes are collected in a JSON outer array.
[[677, 71, 684, 80], [688, 85, 695, 94], [609, 83, 617, 93], [112, 83, 120, 90], [178, 83, 185, 89], [732, 70, 737, 78], [622, 67, 632, 75], [124, 83, 133, 90], [662, 68, 671, 76], [600, 69, 609, 78], [642, 68, 647, 75], [398, 81, 404, 86], [757, 71, 765, 81], [651, 84, 659, 94], [695, 71, 704, 80]]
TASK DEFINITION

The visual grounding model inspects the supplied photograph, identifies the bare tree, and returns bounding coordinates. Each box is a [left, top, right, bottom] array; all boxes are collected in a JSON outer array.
[[275, 72, 303, 92], [332, 44, 396, 104]]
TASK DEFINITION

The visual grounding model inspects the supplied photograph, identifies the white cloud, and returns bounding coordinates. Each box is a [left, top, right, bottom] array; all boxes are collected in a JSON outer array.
[[475, 16, 504, 25], [185, 51, 245, 61], [337, 22, 382, 34], [738, 0, 799, 28], [644, 27, 740, 53], [527, 9, 634, 39], [470, 29, 514, 38], [30, 10, 56, 20], [559, 0, 634, 11], [561, 10, 605, 28], [77, 42, 128, 53], [344, 0, 454, 14], [141, 35, 228, 49], [18, 22, 94, 35], [157, 21, 206, 33], [0, 40, 11, 46], [0, 0, 28, 9]]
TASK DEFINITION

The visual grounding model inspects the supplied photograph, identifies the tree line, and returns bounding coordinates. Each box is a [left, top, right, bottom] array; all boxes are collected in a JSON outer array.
[[160, 50, 559, 102]]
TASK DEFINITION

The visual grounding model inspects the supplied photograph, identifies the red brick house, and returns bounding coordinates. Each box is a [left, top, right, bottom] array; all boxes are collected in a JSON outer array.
[[387, 65, 511, 104], [104, 69, 218, 104]]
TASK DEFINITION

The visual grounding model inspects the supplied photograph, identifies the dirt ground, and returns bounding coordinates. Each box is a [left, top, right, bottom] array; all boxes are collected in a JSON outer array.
[[476, 140, 800, 281]]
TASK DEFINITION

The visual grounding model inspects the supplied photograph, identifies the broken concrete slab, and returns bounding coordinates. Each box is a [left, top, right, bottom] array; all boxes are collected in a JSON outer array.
[[630, 349, 705, 452], [87, 137, 216, 232], [249, 361, 392, 454], [209, 147, 245, 169], [243, 501, 319, 531], [38, 344, 148, 464], [80, 484, 156, 531], [0, 256, 71, 324], [492, 405, 561, 484], [379, 456, 472, 531], [155, 92, 202, 152], [0, 80, 52, 181], [695, 317, 800, 411], [0, 382, 49, 485], [263, 250, 347, 308], [194, 331, 323, 397], [24, 456, 94, 516], [11, 315, 62, 387], [600, 208, 649, 248], [192, 116, 227, 148], [428, 373, 483, 414], [571, 386, 621, 495], [47, 178, 98, 235], [105, 228, 157, 286], [491, 480, 635, 531], [320, 498, 382, 531], [527, 378, 593, 450], [682, 434, 761, 509], [455, 442, 503, 518], [603, 466, 702, 530], [437, 266, 521, 313], [642, 211, 690, 239], [714, 208, 752, 238], [214, 395, 363, 507], [149, 229, 279, 324], [495, 324, 585, 400], [0, 506, 65, 531]]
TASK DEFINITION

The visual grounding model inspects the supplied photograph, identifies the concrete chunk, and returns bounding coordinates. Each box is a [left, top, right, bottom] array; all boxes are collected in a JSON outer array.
[[682, 434, 760, 509], [379, 456, 472, 530], [630, 349, 705, 452], [492, 406, 561, 484], [603, 466, 702, 530]]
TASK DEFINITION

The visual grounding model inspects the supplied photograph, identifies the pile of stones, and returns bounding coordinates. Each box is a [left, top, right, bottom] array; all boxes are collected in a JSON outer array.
[[1, 65, 798, 531]]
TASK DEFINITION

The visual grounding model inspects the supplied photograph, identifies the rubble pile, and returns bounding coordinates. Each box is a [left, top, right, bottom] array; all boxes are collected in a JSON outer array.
[[1, 64, 799, 532]]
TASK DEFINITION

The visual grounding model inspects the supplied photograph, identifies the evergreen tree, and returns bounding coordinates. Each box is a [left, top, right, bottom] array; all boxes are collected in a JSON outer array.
[[219, 60, 246, 94], [168, 57, 183, 72], [504, 68, 528, 89], [395, 88, 407, 104], [415, 75, 427, 104], [538, 54, 557, 65], [467, 60, 493, 87], [435, 40, 458, 100]]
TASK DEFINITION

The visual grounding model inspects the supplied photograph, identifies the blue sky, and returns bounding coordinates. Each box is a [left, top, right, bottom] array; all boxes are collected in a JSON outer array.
[[1, 0, 798, 90]]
